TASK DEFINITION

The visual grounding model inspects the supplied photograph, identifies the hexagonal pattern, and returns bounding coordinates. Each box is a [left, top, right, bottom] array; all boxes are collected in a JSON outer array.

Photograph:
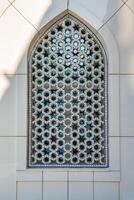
[[28, 13, 108, 168]]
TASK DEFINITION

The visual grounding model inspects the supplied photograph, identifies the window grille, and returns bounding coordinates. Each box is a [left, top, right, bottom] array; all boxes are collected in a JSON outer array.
[[28, 11, 108, 168]]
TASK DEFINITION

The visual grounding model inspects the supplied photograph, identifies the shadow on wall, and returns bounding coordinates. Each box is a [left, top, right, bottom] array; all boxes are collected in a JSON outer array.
[[0, 0, 56, 135]]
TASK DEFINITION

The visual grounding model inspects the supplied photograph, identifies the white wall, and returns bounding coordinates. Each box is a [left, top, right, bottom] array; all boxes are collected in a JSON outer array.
[[0, 0, 134, 199]]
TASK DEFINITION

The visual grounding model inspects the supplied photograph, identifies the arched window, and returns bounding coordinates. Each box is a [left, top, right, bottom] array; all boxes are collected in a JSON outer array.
[[28, 11, 108, 168]]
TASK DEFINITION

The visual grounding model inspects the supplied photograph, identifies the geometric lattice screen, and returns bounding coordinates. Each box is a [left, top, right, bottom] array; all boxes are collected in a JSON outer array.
[[28, 11, 108, 168]]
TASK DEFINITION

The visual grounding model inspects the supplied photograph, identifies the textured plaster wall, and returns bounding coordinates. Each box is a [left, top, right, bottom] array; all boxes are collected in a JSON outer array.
[[0, 0, 134, 199]]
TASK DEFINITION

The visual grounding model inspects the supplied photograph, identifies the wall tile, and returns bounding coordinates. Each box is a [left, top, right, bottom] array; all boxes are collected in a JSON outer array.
[[107, 5, 134, 73], [69, 0, 102, 30], [17, 182, 42, 200], [16, 50, 28, 74], [13, 0, 67, 30], [109, 137, 120, 170], [109, 75, 119, 136], [120, 137, 134, 200], [122, 0, 128, 2], [69, 0, 123, 24], [94, 171, 120, 182], [16, 137, 26, 170], [69, 182, 93, 200], [0, 0, 10, 16], [98, 26, 119, 74], [43, 171, 67, 181], [0, 6, 36, 75], [0, 137, 16, 200], [0, 75, 17, 136], [17, 75, 27, 136], [43, 182, 67, 200], [8, 0, 15, 3], [16, 171, 42, 182], [69, 171, 93, 182], [0, 74, 27, 137], [120, 75, 134, 136], [127, 0, 134, 12], [94, 182, 119, 200]]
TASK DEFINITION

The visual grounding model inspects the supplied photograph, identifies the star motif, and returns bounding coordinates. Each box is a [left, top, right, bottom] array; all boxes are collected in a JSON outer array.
[[71, 98, 78, 106], [43, 50, 49, 57], [79, 111, 85, 118], [36, 135, 43, 142], [36, 111, 43, 118], [57, 25, 63, 31], [50, 88, 57, 94], [36, 62, 43, 70], [50, 135, 57, 143], [50, 111, 57, 119], [43, 148, 50, 155], [85, 148, 93, 155], [43, 123, 50, 130], [93, 61, 100, 69], [71, 123, 79, 130], [57, 75, 64, 81], [57, 123, 64, 131], [37, 88, 43, 94], [72, 148, 79, 155], [85, 123, 92, 131], [80, 36, 86, 43], [44, 75, 50, 81], [73, 24, 80, 31], [57, 147, 65, 155], [93, 111, 100, 118], [78, 135, 86, 143], [57, 99, 65, 106], [50, 62, 56, 69], [93, 87, 100, 93], [71, 75, 78, 81], [86, 74, 93, 81]]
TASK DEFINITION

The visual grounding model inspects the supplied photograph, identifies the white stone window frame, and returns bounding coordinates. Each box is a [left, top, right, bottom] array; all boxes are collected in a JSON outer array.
[[16, 5, 120, 182], [27, 10, 108, 168]]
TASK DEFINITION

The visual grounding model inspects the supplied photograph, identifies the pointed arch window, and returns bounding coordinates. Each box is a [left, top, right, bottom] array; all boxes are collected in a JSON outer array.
[[28, 11, 108, 168]]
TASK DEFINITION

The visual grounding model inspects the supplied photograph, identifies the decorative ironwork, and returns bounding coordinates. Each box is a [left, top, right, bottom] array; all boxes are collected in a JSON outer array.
[[28, 12, 108, 168]]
